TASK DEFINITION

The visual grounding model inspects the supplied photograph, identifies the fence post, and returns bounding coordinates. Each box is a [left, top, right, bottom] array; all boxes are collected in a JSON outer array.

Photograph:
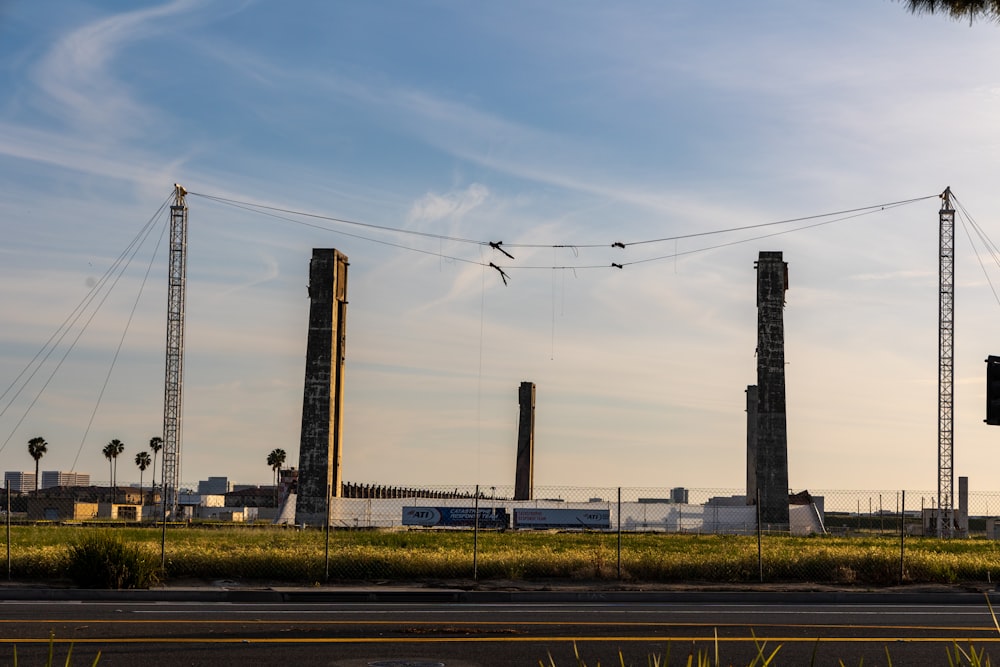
[[160, 487, 167, 569], [756, 488, 763, 583], [899, 490, 906, 584], [473, 485, 479, 581], [6, 486, 10, 581], [324, 482, 331, 583], [617, 487, 622, 580]]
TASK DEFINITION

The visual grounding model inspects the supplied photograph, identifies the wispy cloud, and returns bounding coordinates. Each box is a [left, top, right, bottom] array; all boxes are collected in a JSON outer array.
[[0, 121, 180, 187], [31, 0, 199, 137], [407, 184, 490, 224], [7, 1, 1000, 491]]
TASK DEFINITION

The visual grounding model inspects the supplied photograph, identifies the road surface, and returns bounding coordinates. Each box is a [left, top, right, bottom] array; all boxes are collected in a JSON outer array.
[[0, 597, 998, 665]]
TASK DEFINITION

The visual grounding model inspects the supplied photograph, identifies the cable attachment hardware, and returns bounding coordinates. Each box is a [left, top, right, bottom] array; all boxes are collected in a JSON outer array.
[[612, 241, 625, 249], [611, 263, 623, 269], [489, 241, 515, 260], [489, 262, 510, 285]]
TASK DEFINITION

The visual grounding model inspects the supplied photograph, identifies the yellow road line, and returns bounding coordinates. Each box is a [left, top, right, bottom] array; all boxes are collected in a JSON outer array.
[[0, 619, 996, 633]]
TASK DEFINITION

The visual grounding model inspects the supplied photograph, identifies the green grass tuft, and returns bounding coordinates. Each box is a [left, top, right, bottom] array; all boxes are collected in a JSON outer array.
[[65, 531, 161, 589]]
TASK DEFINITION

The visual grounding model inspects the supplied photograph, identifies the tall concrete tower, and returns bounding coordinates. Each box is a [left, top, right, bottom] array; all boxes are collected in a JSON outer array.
[[295, 249, 349, 526], [754, 251, 790, 527], [514, 381, 535, 501]]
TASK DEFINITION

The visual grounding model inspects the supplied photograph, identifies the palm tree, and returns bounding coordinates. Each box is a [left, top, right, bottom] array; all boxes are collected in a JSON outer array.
[[104, 439, 124, 502], [148, 436, 163, 492], [898, 0, 1000, 21], [266, 448, 286, 507], [102, 442, 115, 494], [27, 437, 47, 492], [135, 451, 151, 507]]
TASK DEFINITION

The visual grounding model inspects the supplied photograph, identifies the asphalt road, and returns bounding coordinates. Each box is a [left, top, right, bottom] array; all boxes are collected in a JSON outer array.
[[1, 596, 999, 666]]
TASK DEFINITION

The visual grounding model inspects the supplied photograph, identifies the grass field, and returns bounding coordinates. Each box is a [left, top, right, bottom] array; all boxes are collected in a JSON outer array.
[[5, 525, 1000, 586]]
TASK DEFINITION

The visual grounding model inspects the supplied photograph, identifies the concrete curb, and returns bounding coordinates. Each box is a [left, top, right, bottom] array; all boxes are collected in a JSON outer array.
[[1, 587, 997, 605]]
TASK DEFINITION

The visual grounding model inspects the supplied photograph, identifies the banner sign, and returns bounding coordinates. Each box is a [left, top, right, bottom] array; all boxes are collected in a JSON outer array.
[[402, 506, 509, 529], [513, 508, 611, 530]]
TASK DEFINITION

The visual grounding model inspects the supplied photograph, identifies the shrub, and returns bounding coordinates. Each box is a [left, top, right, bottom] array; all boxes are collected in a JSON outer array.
[[65, 531, 161, 589]]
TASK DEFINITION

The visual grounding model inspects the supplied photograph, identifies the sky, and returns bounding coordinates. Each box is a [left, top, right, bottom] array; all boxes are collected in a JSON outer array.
[[3, 1, 1000, 496]]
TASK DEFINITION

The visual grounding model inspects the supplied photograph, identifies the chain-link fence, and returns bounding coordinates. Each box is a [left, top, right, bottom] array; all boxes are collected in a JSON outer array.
[[3, 485, 999, 586]]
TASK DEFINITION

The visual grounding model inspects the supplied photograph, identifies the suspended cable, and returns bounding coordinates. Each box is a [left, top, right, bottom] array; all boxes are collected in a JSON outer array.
[[72, 206, 170, 471], [0, 194, 172, 455], [503, 202, 917, 270], [958, 213, 1000, 308], [189, 193, 487, 268], [953, 194, 1000, 309], [617, 194, 940, 248], [955, 194, 1000, 267], [188, 191, 488, 247], [188, 188, 938, 273], [190, 189, 938, 257], [0, 194, 172, 420], [499, 194, 940, 249], [621, 206, 897, 268]]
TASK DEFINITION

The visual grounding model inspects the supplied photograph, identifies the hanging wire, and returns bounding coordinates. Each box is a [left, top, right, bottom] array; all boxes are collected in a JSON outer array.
[[618, 205, 904, 268], [71, 205, 170, 471], [0, 184, 959, 486], [0, 194, 173, 455], [189, 189, 939, 272], [505, 199, 928, 270], [953, 194, 1000, 308], [189, 191, 487, 245], [476, 245, 487, 482], [619, 194, 939, 247], [188, 192, 487, 268], [0, 194, 173, 412]]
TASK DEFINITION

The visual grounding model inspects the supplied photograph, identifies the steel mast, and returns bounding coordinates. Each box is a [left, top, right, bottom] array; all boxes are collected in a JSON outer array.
[[937, 187, 955, 538], [161, 184, 187, 519]]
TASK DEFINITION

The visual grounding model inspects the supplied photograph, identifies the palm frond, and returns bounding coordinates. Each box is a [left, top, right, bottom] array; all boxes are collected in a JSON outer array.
[[899, 0, 1000, 23]]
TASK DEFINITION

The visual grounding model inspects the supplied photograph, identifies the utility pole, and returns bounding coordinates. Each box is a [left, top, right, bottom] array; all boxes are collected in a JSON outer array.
[[937, 187, 955, 538], [162, 184, 187, 520]]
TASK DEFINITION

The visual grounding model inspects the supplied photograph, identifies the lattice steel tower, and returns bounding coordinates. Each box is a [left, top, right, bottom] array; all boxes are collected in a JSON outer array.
[[938, 187, 955, 538], [162, 184, 187, 519]]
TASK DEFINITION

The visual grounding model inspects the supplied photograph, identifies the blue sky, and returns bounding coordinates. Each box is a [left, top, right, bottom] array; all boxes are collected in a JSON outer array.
[[3, 0, 1000, 494]]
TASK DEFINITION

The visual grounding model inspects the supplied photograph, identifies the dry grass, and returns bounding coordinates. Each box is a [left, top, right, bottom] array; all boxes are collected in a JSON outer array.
[[4, 525, 1000, 585]]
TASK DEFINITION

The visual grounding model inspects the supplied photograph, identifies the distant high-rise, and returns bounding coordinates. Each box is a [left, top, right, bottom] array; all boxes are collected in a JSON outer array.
[[4, 472, 36, 493], [41, 471, 90, 489]]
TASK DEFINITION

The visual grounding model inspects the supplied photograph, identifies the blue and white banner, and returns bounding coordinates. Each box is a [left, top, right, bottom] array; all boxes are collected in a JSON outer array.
[[513, 508, 611, 530], [402, 506, 509, 529]]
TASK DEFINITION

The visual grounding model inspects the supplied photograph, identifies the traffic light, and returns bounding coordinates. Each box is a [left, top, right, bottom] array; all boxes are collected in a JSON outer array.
[[986, 356, 1000, 425]]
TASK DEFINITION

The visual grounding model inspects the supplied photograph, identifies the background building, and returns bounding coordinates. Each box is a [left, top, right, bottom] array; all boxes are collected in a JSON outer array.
[[197, 477, 232, 495], [41, 471, 91, 489], [4, 472, 36, 493]]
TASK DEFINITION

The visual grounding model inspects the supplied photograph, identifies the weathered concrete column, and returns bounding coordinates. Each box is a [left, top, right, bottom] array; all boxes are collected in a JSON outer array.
[[514, 381, 535, 501], [755, 251, 790, 528], [295, 249, 349, 526]]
